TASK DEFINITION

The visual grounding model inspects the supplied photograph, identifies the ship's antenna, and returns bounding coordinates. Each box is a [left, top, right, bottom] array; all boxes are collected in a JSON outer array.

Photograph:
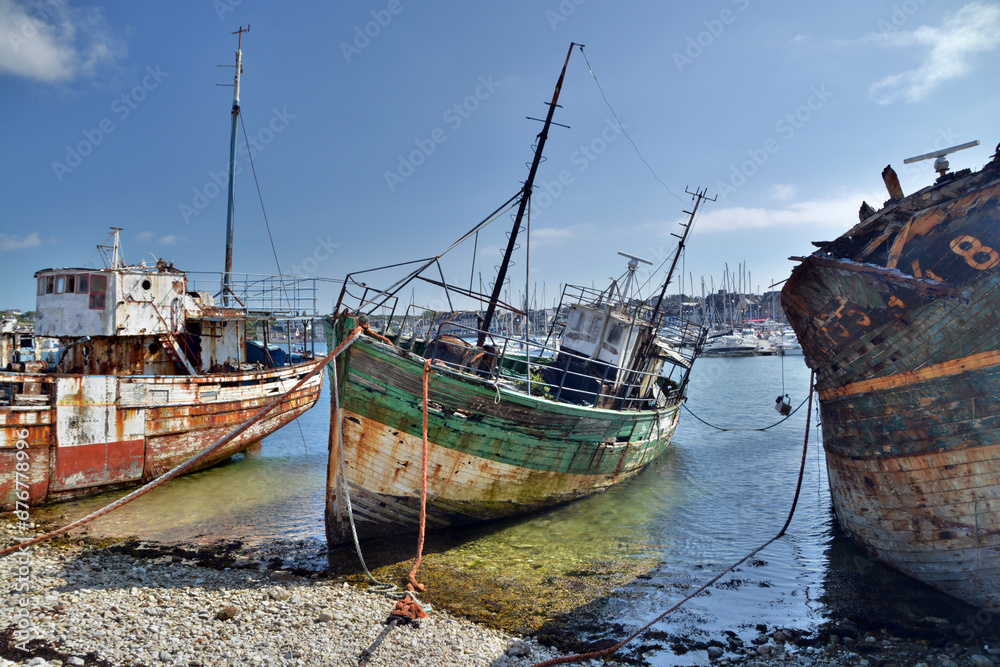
[[903, 139, 979, 179], [648, 187, 715, 327], [97, 227, 126, 269], [218, 25, 249, 306], [616, 251, 653, 308]]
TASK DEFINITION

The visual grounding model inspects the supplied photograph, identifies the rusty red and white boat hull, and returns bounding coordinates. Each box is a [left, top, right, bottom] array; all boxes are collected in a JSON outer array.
[[0, 361, 323, 510]]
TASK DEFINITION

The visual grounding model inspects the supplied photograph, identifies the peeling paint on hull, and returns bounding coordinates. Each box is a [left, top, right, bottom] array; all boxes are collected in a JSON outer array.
[[782, 155, 1000, 610], [0, 361, 324, 510], [325, 317, 682, 545]]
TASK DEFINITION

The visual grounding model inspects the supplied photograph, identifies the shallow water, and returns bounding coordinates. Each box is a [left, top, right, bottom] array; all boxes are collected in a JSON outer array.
[[33, 352, 1000, 664]]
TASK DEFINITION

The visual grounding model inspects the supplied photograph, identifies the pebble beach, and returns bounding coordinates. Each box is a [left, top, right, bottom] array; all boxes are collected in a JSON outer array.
[[0, 531, 583, 667], [3, 526, 1000, 667]]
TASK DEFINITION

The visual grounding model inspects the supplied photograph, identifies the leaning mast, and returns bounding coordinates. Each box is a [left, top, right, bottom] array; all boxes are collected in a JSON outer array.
[[477, 42, 580, 347]]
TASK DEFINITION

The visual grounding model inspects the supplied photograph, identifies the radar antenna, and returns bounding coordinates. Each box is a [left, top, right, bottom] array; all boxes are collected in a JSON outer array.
[[617, 252, 652, 306], [903, 140, 980, 177]]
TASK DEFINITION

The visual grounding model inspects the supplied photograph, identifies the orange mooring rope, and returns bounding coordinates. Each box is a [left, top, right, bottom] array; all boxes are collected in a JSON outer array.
[[390, 359, 432, 621], [530, 371, 816, 667], [0, 324, 367, 560], [410, 359, 432, 590], [361, 323, 395, 346]]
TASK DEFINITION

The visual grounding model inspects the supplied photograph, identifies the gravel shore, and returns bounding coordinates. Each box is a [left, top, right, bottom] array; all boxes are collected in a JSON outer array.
[[0, 533, 593, 667], [2, 529, 999, 667]]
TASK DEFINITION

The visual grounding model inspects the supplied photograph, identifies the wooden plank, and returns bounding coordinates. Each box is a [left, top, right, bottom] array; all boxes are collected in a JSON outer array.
[[819, 348, 1000, 400]]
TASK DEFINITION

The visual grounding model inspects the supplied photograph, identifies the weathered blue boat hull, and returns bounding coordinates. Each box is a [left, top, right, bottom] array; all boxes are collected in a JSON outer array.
[[782, 150, 1000, 610]]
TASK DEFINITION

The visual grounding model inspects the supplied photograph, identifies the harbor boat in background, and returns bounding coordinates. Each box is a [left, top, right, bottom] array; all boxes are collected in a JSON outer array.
[[701, 330, 759, 357], [325, 44, 708, 546], [782, 139, 1000, 610], [773, 327, 803, 355], [0, 31, 325, 511]]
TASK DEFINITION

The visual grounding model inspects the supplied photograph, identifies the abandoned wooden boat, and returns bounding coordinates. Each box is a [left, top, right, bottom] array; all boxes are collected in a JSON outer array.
[[781, 140, 1000, 610], [0, 31, 325, 511], [325, 44, 708, 546]]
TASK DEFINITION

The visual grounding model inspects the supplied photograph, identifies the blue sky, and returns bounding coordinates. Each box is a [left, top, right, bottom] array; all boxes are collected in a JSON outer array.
[[2, 1, 999, 314]]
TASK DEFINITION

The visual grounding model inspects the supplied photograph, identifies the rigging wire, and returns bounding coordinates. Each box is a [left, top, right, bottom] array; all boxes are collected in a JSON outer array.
[[577, 45, 684, 204], [238, 114, 285, 281]]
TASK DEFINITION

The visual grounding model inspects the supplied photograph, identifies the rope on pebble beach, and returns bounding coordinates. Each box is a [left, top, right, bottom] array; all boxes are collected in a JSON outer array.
[[330, 339, 431, 622], [529, 371, 816, 667], [398, 360, 432, 600], [0, 324, 369, 560]]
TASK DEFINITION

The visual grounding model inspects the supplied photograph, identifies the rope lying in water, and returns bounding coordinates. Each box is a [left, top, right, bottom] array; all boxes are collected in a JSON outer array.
[[529, 371, 815, 667], [0, 324, 367, 560], [681, 392, 810, 431]]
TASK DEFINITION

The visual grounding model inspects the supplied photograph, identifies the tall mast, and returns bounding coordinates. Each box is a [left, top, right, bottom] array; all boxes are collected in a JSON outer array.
[[222, 25, 248, 306], [477, 42, 579, 347], [649, 187, 715, 326], [621, 187, 713, 403]]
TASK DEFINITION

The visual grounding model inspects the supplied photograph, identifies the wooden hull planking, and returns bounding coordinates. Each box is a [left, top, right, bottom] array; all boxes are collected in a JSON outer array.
[[326, 320, 681, 545], [782, 158, 1000, 609]]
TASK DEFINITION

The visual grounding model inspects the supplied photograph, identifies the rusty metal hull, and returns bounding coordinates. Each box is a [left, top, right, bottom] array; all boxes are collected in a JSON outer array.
[[782, 154, 1000, 610], [325, 316, 683, 546], [0, 360, 324, 510]]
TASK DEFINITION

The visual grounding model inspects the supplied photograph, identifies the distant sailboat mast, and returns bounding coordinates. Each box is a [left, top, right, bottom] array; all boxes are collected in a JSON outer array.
[[221, 25, 249, 306]]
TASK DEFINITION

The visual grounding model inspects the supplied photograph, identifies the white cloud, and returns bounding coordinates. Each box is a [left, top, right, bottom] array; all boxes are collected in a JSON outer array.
[[0, 0, 125, 83], [689, 190, 884, 234], [0, 231, 42, 250], [770, 183, 797, 202], [530, 224, 589, 248], [866, 2, 1000, 104], [135, 231, 185, 246]]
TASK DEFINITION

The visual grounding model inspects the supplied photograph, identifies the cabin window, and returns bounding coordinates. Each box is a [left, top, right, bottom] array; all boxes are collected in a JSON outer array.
[[587, 314, 602, 337], [76, 274, 89, 294], [37, 277, 45, 295], [43, 276, 55, 294], [89, 274, 107, 310], [569, 310, 583, 331], [55, 275, 65, 294], [65, 274, 75, 293], [608, 322, 625, 345]]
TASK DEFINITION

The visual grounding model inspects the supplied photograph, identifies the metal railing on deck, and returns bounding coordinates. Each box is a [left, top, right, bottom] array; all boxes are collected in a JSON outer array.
[[415, 320, 694, 410], [187, 272, 319, 319], [336, 274, 705, 412]]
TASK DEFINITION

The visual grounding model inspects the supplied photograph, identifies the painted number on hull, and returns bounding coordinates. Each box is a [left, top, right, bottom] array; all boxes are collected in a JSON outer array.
[[950, 235, 1000, 271], [910, 259, 943, 282]]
